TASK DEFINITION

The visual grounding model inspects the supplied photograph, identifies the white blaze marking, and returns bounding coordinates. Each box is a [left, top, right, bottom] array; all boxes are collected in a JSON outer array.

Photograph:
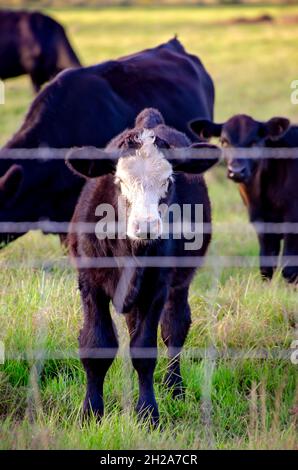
[[115, 129, 173, 239]]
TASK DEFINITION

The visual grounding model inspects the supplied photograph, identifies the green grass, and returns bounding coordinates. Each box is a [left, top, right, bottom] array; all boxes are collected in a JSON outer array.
[[0, 5, 297, 449]]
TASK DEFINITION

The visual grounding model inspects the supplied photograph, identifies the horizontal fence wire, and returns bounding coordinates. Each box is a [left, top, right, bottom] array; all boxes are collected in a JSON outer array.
[[0, 147, 298, 159], [0, 221, 298, 234], [2, 347, 294, 361], [0, 256, 297, 269]]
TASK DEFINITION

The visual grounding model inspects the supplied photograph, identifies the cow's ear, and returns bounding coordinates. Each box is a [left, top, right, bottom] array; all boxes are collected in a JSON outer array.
[[265, 117, 290, 141], [0, 164, 23, 200], [66, 147, 116, 179], [172, 143, 220, 174], [189, 119, 223, 140]]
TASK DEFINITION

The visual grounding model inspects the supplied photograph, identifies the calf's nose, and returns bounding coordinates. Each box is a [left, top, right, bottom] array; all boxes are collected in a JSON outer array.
[[133, 218, 161, 239], [227, 166, 247, 182]]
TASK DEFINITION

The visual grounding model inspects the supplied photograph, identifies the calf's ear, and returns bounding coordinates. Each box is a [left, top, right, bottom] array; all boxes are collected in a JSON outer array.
[[66, 147, 116, 178], [189, 118, 223, 140], [265, 117, 290, 141], [172, 143, 220, 174], [0, 164, 23, 201]]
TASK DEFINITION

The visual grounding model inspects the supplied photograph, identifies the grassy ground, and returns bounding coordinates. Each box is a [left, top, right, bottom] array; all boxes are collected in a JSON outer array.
[[0, 5, 297, 449]]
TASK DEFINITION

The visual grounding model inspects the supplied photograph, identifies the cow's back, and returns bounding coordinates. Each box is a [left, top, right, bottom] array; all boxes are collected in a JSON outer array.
[[85, 38, 214, 137]]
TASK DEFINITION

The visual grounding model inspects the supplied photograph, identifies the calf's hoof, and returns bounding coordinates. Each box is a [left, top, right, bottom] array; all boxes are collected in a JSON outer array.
[[164, 372, 185, 400], [81, 395, 104, 423], [136, 400, 159, 428], [282, 267, 298, 284], [260, 268, 274, 281]]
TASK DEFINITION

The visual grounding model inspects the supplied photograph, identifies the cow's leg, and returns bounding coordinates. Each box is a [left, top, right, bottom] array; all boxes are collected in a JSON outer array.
[[282, 234, 298, 283], [30, 67, 45, 93], [125, 312, 137, 337], [127, 290, 166, 427], [30, 75, 41, 93], [79, 276, 118, 419], [160, 286, 191, 399], [258, 233, 281, 280], [58, 234, 69, 251]]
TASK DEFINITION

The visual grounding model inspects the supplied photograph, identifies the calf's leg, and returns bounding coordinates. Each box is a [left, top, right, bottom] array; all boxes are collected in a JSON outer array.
[[128, 289, 167, 427], [160, 286, 191, 398], [30, 73, 42, 93], [257, 233, 281, 280], [79, 277, 118, 419], [282, 234, 298, 283]]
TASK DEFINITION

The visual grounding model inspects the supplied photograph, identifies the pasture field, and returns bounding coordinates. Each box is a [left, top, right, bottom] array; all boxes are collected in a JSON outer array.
[[0, 4, 297, 450]]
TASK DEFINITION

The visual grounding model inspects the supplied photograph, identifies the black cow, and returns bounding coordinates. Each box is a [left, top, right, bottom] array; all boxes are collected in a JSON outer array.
[[0, 38, 214, 248], [67, 108, 219, 425], [0, 9, 80, 92], [190, 114, 298, 282]]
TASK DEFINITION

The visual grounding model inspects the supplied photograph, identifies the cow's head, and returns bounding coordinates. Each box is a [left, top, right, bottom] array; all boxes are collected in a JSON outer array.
[[114, 130, 173, 239], [189, 114, 290, 183], [67, 122, 219, 241]]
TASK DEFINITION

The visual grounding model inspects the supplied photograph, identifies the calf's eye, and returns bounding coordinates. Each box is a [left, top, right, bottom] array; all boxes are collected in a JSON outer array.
[[115, 177, 129, 192], [162, 178, 171, 190]]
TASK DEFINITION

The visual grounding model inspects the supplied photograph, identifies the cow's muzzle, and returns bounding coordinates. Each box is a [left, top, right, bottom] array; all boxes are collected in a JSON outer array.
[[227, 166, 250, 183], [130, 217, 162, 240]]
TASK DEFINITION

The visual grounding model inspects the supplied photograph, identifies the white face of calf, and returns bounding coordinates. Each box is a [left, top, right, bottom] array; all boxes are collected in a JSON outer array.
[[115, 130, 173, 240]]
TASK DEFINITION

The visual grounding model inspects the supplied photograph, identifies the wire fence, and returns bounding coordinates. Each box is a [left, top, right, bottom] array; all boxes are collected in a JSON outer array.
[[1, 255, 298, 269], [1, 221, 298, 234], [3, 346, 295, 361], [1, 147, 298, 159], [0, 146, 297, 438]]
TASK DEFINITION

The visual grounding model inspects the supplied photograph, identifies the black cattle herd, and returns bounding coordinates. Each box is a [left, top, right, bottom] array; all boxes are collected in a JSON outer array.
[[0, 9, 297, 425], [0, 9, 80, 91]]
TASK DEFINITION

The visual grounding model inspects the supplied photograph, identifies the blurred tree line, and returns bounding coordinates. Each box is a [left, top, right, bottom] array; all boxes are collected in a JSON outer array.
[[2, 0, 297, 8]]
